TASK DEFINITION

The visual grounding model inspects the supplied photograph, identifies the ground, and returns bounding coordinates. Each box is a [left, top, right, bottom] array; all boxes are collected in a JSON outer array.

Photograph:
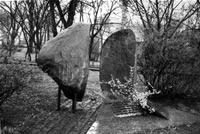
[[1, 66, 102, 133], [87, 97, 200, 134], [1, 64, 200, 134]]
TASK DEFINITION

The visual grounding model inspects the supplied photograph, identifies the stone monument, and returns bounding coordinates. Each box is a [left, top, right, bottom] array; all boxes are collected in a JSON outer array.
[[37, 23, 90, 112], [99, 29, 136, 101]]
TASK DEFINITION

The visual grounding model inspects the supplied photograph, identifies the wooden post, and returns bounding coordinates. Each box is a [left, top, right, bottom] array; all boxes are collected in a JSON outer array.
[[57, 85, 61, 111], [72, 93, 77, 113]]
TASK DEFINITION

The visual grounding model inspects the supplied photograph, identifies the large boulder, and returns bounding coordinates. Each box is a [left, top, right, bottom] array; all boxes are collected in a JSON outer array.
[[37, 23, 90, 101], [100, 29, 136, 100]]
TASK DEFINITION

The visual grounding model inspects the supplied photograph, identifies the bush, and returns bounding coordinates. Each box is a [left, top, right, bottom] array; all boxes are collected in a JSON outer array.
[[0, 63, 33, 106], [138, 30, 200, 98]]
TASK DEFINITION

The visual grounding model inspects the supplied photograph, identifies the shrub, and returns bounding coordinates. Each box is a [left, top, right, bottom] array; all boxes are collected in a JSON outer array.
[[138, 30, 200, 98], [0, 63, 33, 106]]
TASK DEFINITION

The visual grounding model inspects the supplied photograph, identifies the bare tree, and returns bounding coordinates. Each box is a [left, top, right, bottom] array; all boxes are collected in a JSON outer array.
[[119, 0, 131, 29], [83, 0, 119, 60], [127, 0, 200, 96], [0, 0, 79, 61], [49, 0, 58, 37], [127, 0, 200, 39], [0, 2, 21, 57], [49, 0, 80, 37], [15, 0, 49, 61], [32, 0, 49, 60]]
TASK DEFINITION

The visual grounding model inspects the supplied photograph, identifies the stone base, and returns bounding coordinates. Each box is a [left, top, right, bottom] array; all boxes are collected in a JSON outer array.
[[87, 102, 200, 134]]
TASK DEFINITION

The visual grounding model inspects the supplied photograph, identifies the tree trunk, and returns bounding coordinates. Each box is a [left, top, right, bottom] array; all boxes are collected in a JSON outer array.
[[54, 0, 67, 28], [28, 0, 34, 55], [65, 0, 79, 28], [49, 0, 58, 37]]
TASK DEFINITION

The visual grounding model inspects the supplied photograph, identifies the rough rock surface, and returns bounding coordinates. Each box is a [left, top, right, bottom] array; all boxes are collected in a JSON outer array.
[[37, 23, 90, 101], [99, 29, 136, 100]]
